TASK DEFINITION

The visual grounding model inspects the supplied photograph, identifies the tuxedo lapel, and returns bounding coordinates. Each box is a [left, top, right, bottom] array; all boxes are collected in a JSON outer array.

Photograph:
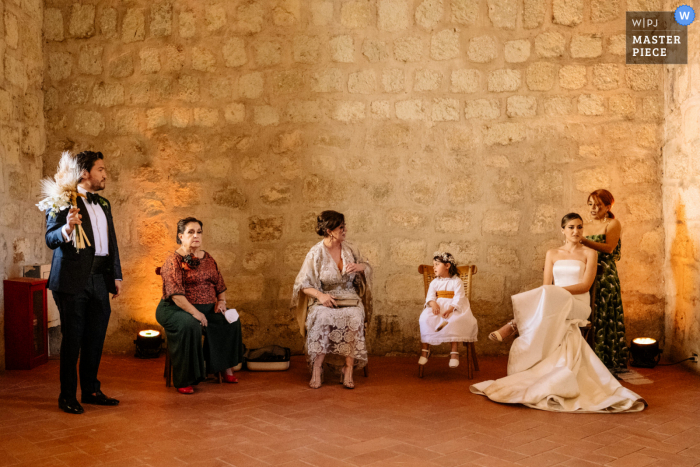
[[77, 197, 95, 247]]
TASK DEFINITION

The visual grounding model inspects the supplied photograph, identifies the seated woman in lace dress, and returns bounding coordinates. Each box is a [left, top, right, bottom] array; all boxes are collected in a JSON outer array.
[[291, 211, 373, 389], [471, 213, 645, 413]]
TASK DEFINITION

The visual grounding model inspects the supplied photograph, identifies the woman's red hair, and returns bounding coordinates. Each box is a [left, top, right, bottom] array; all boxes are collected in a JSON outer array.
[[588, 189, 615, 219]]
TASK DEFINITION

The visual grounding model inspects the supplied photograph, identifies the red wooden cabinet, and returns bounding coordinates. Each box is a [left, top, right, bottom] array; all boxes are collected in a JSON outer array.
[[3, 278, 49, 370]]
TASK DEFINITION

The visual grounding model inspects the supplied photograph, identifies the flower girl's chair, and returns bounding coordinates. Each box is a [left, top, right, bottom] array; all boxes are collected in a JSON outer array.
[[417, 264, 479, 379]]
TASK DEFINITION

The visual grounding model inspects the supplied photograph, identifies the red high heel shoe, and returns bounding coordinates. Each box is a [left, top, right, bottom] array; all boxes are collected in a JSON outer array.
[[177, 386, 194, 394], [223, 374, 238, 383]]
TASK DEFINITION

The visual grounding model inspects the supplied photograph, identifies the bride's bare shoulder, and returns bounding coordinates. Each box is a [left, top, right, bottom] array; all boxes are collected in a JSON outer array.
[[545, 247, 563, 259]]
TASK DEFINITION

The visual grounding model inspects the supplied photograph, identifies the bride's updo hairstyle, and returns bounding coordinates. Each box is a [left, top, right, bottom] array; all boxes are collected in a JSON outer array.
[[316, 210, 345, 237], [588, 189, 615, 219], [561, 212, 583, 228]]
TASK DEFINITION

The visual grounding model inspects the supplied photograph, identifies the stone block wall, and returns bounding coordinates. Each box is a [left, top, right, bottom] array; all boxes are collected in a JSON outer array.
[[41, 0, 665, 356], [0, 0, 46, 370], [663, 0, 700, 373]]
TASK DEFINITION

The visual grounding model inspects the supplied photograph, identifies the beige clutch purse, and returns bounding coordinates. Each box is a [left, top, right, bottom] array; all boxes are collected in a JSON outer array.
[[334, 298, 360, 307]]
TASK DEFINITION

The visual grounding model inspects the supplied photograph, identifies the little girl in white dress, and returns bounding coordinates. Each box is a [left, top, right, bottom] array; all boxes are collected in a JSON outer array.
[[418, 252, 478, 368]]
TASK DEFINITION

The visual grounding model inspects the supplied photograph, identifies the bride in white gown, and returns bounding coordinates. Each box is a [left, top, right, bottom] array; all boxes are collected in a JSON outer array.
[[471, 213, 646, 413]]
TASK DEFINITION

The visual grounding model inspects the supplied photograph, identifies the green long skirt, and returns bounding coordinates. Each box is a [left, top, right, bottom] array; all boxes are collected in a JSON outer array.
[[156, 300, 244, 388]]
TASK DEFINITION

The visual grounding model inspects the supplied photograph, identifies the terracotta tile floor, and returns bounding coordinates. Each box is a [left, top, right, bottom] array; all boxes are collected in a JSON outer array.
[[1, 355, 699, 467]]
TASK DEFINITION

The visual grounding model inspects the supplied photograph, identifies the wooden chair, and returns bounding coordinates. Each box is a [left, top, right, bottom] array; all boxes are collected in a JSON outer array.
[[156, 267, 222, 387], [417, 264, 479, 379]]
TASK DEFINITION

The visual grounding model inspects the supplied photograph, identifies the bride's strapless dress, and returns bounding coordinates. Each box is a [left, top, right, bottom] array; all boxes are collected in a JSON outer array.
[[471, 260, 646, 413]]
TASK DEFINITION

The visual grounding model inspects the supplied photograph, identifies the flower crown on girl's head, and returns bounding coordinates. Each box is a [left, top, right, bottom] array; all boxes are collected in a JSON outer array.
[[433, 251, 457, 266]]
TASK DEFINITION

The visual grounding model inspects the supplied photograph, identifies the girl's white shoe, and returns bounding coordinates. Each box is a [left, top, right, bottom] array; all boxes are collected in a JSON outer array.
[[449, 352, 459, 368], [418, 348, 430, 365]]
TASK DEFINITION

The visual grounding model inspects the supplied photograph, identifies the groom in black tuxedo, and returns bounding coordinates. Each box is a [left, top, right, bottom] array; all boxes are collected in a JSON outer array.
[[45, 151, 123, 414]]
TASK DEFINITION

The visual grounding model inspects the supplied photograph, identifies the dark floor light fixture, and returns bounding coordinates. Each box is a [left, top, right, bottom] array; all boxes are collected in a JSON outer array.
[[134, 330, 164, 359], [630, 337, 662, 368]]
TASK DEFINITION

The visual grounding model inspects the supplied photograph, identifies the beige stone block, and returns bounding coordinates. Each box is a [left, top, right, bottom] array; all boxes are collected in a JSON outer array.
[[505, 40, 530, 63], [468, 35, 498, 63], [311, 0, 333, 25], [224, 103, 245, 124], [390, 239, 427, 265], [260, 183, 292, 206], [608, 34, 626, 55], [642, 96, 662, 120], [150, 3, 172, 37], [330, 35, 354, 63], [382, 68, 405, 93], [484, 122, 527, 145], [559, 65, 586, 90], [44, 8, 64, 41], [396, 100, 427, 120], [342, 1, 373, 28], [571, 35, 602, 58], [311, 68, 343, 92], [0, 127, 20, 165], [74, 110, 105, 136], [530, 204, 557, 233], [464, 99, 500, 119], [394, 36, 424, 62], [371, 101, 391, 119], [272, 70, 304, 94], [171, 108, 191, 127], [285, 100, 323, 123], [533, 170, 563, 199], [487, 245, 520, 267], [628, 193, 662, 221], [535, 32, 565, 58], [243, 250, 274, 271], [544, 96, 573, 115], [451, 69, 480, 93], [69, 4, 95, 38], [574, 167, 610, 193], [378, 0, 410, 32], [234, 1, 265, 34], [432, 98, 460, 121], [431, 28, 460, 60], [93, 82, 124, 107], [4, 55, 25, 90], [223, 38, 247, 67], [626, 65, 660, 91], [609, 94, 636, 118], [389, 209, 426, 228], [254, 41, 281, 67], [98, 8, 117, 38], [487, 69, 520, 92], [495, 175, 523, 203], [416, 0, 444, 29], [487, 0, 517, 29], [386, 274, 424, 301], [635, 124, 658, 149], [108, 53, 134, 78], [368, 123, 412, 148], [205, 4, 226, 31], [193, 108, 219, 127], [140, 48, 160, 74], [146, 108, 167, 129], [78, 44, 103, 75], [526, 61, 556, 91], [177, 75, 200, 102], [435, 211, 470, 232], [578, 145, 600, 158], [363, 40, 389, 63], [578, 94, 605, 116], [273, 0, 300, 26], [409, 181, 437, 204], [348, 70, 376, 94], [112, 108, 140, 134], [67, 81, 91, 104], [506, 96, 536, 117], [162, 45, 185, 72], [212, 186, 247, 209], [179, 10, 195, 38], [622, 157, 656, 184], [591, 0, 618, 23], [414, 69, 442, 91], [452, 0, 478, 25], [4, 12, 18, 49], [253, 106, 279, 126], [553, 0, 583, 26], [483, 210, 520, 235], [523, 0, 546, 28], [293, 35, 319, 64], [0, 90, 12, 123], [239, 72, 264, 99], [192, 47, 217, 72], [122, 8, 145, 43]]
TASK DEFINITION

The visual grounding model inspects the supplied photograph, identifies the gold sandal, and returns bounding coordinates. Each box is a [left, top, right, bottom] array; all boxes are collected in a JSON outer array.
[[339, 365, 354, 389]]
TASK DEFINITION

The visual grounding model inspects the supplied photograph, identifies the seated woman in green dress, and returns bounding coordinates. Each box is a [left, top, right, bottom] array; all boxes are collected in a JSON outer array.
[[156, 217, 244, 394], [580, 189, 629, 373]]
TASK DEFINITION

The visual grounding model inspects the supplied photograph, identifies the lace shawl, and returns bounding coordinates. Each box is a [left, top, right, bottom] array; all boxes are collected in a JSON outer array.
[[291, 240, 373, 337]]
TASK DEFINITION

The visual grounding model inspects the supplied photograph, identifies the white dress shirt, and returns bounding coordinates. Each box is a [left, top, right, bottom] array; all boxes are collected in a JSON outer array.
[[62, 186, 110, 256]]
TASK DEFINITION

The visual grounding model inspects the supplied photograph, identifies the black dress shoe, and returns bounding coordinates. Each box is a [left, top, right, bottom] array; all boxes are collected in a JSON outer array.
[[81, 390, 120, 406], [58, 396, 84, 414]]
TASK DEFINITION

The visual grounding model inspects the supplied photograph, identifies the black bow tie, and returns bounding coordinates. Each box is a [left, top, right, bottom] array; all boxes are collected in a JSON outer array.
[[85, 192, 99, 205]]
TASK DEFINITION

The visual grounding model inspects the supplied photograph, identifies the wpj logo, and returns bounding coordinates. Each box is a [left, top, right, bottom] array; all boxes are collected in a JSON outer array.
[[626, 11, 688, 64]]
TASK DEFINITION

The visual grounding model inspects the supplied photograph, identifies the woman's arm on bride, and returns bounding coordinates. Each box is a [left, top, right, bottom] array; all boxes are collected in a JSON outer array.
[[562, 249, 598, 295], [581, 219, 621, 254]]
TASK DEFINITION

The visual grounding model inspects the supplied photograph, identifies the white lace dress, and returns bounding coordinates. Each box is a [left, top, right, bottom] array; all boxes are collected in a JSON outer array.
[[419, 276, 478, 345], [291, 241, 372, 370]]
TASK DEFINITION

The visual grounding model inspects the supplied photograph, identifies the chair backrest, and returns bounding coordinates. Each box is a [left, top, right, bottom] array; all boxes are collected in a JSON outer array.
[[417, 264, 477, 301]]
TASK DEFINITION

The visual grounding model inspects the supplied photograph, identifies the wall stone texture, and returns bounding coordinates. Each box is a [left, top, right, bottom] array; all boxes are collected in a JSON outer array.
[[22, 0, 670, 360]]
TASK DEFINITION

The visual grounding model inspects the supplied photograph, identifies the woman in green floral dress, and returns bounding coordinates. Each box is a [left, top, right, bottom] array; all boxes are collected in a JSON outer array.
[[580, 189, 628, 372]]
